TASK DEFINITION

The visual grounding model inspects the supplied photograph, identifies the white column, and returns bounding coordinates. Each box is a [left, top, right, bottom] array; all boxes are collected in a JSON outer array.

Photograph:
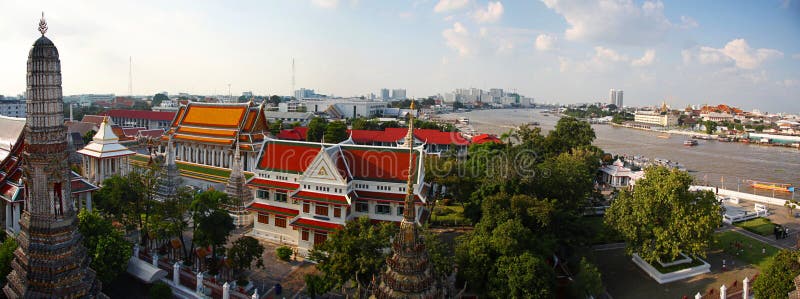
[[743, 277, 749, 299], [173, 262, 181, 286], [222, 282, 230, 299], [196, 272, 204, 294], [86, 192, 92, 212], [5, 204, 11, 231], [720, 284, 726, 299], [12, 204, 19, 233], [152, 254, 159, 267], [133, 244, 140, 259]]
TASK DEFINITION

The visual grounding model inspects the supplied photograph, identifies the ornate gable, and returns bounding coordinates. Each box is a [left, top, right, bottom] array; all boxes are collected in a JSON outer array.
[[300, 147, 347, 184]]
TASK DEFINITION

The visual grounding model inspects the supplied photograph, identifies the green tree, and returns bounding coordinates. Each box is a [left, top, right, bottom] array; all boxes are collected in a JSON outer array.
[[753, 249, 800, 298], [571, 258, 604, 298], [605, 166, 722, 262], [489, 252, 554, 299], [227, 236, 265, 284], [704, 120, 717, 135], [269, 119, 283, 136], [276, 246, 293, 262], [309, 216, 397, 288], [423, 230, 454, 279], [94, 174, 138, 226], [324, 121, 348, 143], [545, 117, 596, 155], [152, 93, 169, 107], [190, 190, 234, 264], [77, 210, 132, 284], [306, 117, 327, 142], [268, 95, 282, 106], [82, 129, 96, 145], [0, 236, 18, 284], [304, 274, 333, 298]]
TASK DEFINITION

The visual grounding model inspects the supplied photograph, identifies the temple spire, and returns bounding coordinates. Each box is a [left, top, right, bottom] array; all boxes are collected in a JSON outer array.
[[38, 12, 47, 36], [403, 100, 416, 222]]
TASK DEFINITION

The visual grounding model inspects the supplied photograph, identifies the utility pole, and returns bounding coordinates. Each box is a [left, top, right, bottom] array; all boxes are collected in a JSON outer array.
[[128, 56, 133, 96], [291, 58, 295, 98], [228, 83, 232, 103]]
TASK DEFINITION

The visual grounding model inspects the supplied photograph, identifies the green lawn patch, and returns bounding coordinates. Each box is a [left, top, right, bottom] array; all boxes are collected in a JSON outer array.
[[650, 256, 706, 274], [131, 154, 254, 182], [430, 205, 471, 227], [734, 217, 775, 236], [582, 216, 624, 245], [712, 231, 779, 270]]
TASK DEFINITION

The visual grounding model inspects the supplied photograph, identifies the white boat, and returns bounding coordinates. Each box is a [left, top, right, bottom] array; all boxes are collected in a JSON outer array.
[[683, 140, 698, 146]]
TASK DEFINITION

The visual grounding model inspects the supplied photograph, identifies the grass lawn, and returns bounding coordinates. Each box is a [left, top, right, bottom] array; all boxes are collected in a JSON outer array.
[[651, 256, 706, 273], [711, 231, 779, 270], [582, 216, 624, 245], [430, 205, 471, 227], [131, 154, 254, 182], [734, 217, 775, 236]]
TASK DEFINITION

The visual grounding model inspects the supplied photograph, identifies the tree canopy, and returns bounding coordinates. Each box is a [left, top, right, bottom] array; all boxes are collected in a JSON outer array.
[[0, 235, 18, 284], [324, 121, 348, 143], [306, 117, 327, 142], [227, 236, 265, 283], [753, 249, 800, 298], [77, 209, 132, 284], [605, 166, 722, 262], [152, 93, 169, 107], [308, 217, 397, 289]]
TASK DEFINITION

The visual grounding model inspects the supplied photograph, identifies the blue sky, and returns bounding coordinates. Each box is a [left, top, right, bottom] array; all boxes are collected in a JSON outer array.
[[0, 0, 798, 112]]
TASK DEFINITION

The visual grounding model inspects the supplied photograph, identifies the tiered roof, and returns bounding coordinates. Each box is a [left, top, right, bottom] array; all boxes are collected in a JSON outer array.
[[165, 102, 268, 151], [77, 117, 136, 159]]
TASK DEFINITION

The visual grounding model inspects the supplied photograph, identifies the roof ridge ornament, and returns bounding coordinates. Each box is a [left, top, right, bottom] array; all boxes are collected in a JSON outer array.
[[38, 12, 47, 36]]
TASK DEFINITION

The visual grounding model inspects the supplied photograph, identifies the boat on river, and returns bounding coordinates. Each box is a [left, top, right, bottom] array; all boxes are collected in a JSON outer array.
[[748, 180, 795, 192], [684, 140, 698, 146]]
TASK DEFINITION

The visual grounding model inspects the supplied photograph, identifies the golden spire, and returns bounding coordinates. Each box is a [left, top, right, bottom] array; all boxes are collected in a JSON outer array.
[[403, 100, 416, 221]]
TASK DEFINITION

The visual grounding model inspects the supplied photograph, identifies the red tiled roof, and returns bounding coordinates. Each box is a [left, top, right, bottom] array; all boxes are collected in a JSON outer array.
[[340, 147, 419, 182], [137, 129, 164, 138], [290, 217, 343, 232], [347, 130, 389, 144], [247, 202, 299, 217], [348, 128, 470, 145], [70, 178, 99, 194], [471, 134, 502, 144], [121, 127, 147, 137], [81, 115, 106, 126], [246, 178, 299, 191], [413, 128, 470, 145], [257, 140, 320, 173], [292, 190, 350, 205], [103, 110, 177, 121], [276, 128, 308, 141], [0, 183, 19, 201]]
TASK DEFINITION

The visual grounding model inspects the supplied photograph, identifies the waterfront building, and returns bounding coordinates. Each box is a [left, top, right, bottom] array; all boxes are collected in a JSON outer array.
[[4, 16, 101, 297], [633, 110, 679, 127], [164, 101, 268, 171], [598, 159, 644, 190], [245, 138, 430, 255], [77, 116, 136, 186], [102, 109, 176, 130], [700, 112, 734, 122], [0, 100, 26, 118], [373, 102, 441, 298]]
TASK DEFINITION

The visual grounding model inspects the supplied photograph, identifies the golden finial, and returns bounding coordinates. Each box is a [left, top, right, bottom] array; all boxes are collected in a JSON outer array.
[[102, 115, 108, 124], [38, 12, 47, 36], [410, 100, 415, 110]]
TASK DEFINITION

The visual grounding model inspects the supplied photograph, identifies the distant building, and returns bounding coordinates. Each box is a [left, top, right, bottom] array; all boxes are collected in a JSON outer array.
[[102, 109, 176, 130], [263, 111, 314, 126], [294, 88, 316, 99], [616, 90, 623, 108], [599, 159, 643, 190], [0, 100, 25, 118], [242, 91, 253, 98], [324, 101, 386, 119], [701, 112, 735, 122], [391, 89, 407, 100], [634, 110, 679, 127], [609, 89, 616, 105], [380, 88, 390, 100]]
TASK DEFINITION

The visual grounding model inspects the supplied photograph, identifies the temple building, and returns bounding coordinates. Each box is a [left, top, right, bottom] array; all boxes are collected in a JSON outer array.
[[4, 15, 101, 297], [164, 101, 268, 171], [77, 116, 136, 186], [245, 137, 430, 255], [373, 102, 442, 298]]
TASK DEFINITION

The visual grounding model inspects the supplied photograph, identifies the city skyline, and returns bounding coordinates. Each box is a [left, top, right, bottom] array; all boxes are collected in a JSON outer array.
[[0, 0, 799, 112]]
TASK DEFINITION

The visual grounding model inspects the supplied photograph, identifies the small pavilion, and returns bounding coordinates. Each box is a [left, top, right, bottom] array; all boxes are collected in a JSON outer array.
[[78, 116, 136, 187]]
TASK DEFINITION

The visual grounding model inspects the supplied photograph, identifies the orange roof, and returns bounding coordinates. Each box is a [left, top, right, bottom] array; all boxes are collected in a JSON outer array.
[[174, 134, 234, 145], [176, 126, 238, 138], [257, 140, 321, 173], [181, 105, 247, 128]]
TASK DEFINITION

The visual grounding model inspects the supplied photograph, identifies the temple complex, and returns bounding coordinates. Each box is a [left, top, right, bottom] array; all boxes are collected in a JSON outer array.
[[373, 102, 441, 298], [4, 15, 101, 297], [77, 116, 136, 186], [164, 101, 268, 171]]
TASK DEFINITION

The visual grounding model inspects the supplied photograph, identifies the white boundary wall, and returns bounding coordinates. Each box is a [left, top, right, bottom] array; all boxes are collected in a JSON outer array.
[[690, 186, 789, 206], [632, 253, 711, 284]]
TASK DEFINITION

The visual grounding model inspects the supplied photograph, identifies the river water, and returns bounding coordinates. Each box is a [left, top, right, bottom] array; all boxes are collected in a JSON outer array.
[[439, 109, 800, 200]]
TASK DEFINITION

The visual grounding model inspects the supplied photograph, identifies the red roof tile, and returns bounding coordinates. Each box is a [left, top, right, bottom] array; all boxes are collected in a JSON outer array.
[[247, 202, 299, 217], [340, 147, 419, 182], [292, 190, 350, 205], [413, 128, 469, 145], [257, 141, 320, 173], [246, 178, 299, 190], [471, 134, 502, 144], [104, 110, 177, 121], [81, 115, 106, 126], [121, 127, 147, 137], [348, 128, 470, 145], [290, 217, 343, 232]]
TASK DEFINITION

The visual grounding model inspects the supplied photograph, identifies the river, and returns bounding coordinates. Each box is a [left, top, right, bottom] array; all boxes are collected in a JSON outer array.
[[438, 109, 800, 200]]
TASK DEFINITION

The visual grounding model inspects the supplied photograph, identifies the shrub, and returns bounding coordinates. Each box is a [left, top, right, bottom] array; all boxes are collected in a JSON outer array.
[[440, 198, 453, 206], [149, 282, 172, 299], [276, 246, 293, 262]]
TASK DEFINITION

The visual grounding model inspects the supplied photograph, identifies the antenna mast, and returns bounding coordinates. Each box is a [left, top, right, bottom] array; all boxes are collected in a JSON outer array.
[[291, 58, 295, 97], [128, 56, 133, 96]]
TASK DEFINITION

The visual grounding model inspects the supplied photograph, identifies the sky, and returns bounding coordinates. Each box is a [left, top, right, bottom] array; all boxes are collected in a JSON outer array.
[[0, 0, 799, 112]]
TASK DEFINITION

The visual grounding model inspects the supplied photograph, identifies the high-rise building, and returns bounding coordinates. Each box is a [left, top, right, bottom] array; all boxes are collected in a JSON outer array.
[[4, 15, 101, 297], [380, 88, 390, 100], [609, 89, 617, 105], [391, 89, 406, 100], [616, 90, 624, 108]]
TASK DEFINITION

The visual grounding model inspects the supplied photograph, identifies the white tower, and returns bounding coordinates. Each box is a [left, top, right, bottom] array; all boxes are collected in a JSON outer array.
[[609, 89, 617, 105]]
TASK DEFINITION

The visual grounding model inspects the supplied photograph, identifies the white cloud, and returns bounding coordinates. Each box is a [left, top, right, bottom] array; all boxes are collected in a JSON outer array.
[[473, 1, 504, 23], [442, 22, 474, 56], [683, 38, 783, 70], [678, 16, 698, 29], [541, 0, 683, 45], [631, 49, 656, 67], [311, 0, 339, 8], [534, 34, 557, 51], [434, 0, 470, 12]]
